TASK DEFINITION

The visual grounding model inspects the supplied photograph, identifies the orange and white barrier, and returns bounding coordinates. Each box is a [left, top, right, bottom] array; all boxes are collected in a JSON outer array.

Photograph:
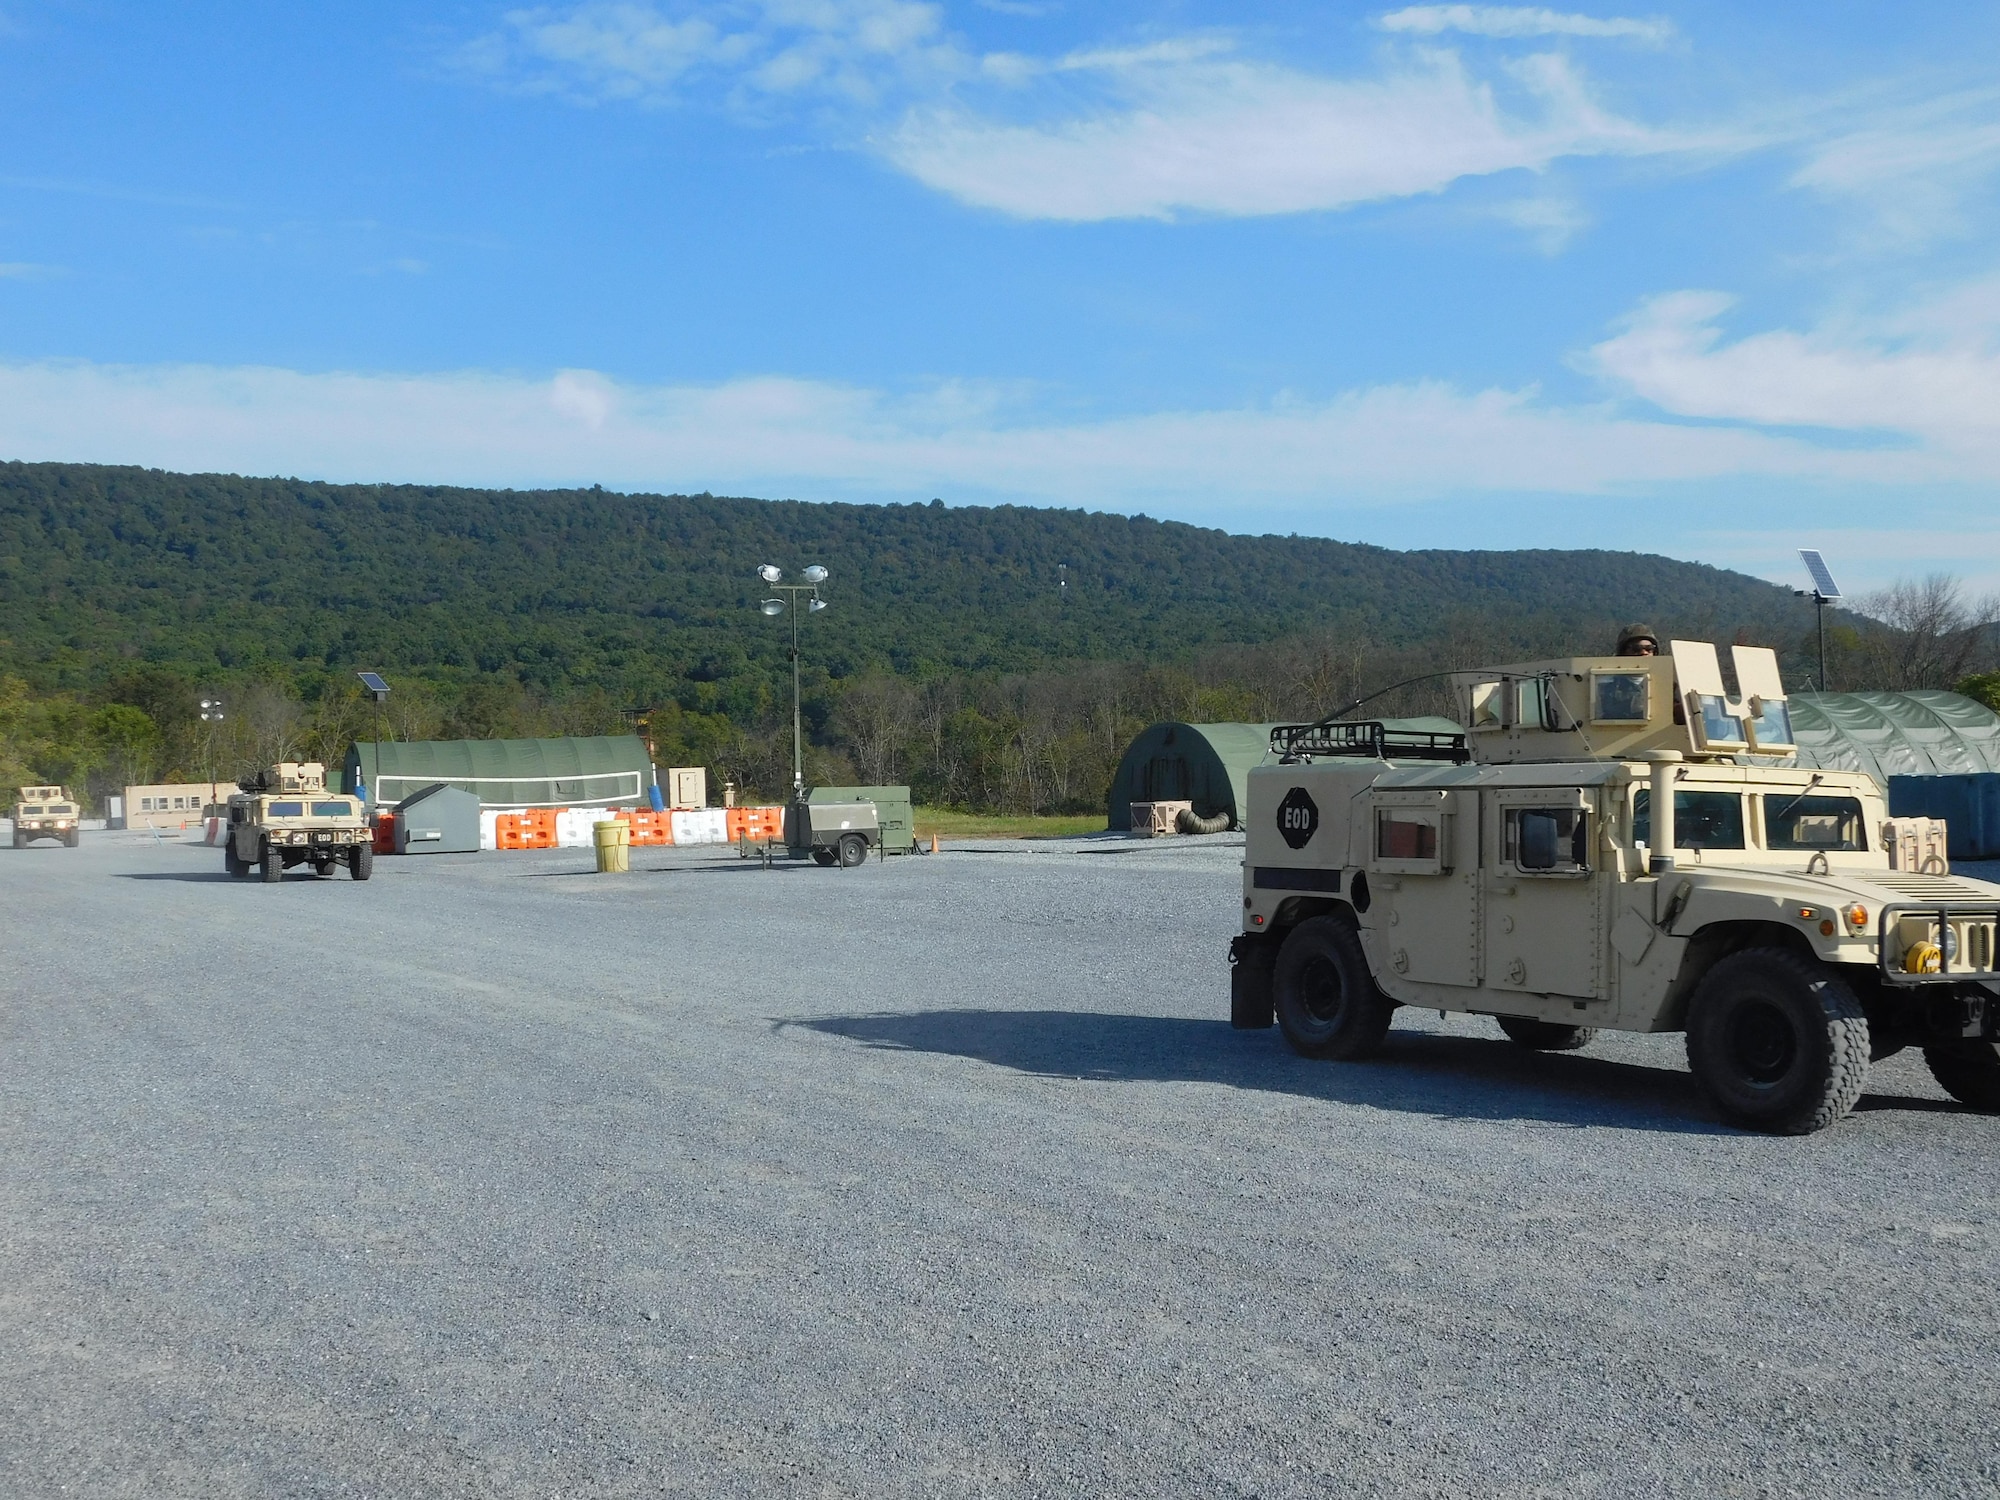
[[465, 804, 788, 851]]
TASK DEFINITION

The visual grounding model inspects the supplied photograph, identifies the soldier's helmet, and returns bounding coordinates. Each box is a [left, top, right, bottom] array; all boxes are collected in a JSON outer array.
[[1616, 622, 1660, 655]]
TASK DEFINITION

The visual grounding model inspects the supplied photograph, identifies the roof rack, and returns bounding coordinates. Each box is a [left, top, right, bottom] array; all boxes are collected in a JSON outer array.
[[1269, 719, 1469, 763]]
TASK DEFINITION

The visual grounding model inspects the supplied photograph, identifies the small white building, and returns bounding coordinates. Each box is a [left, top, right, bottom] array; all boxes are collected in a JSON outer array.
[[124, 782, 228, 828]]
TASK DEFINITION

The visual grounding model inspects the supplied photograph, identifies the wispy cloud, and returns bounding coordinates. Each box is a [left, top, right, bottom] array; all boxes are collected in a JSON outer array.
[[1584, 280, 2000, 466], [885, 47, 1679, 221], [462, 0, 962, 106], [0, 261, 62, 280], [1789, 90, 2000, 250], [1377, 6, 1673, 43]]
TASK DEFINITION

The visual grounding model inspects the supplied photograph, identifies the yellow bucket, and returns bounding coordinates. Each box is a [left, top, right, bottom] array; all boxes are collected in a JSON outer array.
[[593, 818, 631, 873]]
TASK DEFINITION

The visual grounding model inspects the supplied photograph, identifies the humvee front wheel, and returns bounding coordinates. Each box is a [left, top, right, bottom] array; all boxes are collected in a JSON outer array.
[[1685, 948, 1869, 1134], [260, 840, 283, 882], [349, 843, 374, 882], [1496, 1016, 1596, 1051], [1923, 1040, 2000, 1112], [1273, 916, 1394, 1061]]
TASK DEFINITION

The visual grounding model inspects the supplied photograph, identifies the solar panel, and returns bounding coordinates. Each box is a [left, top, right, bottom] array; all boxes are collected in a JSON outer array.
[[356, 671, 390, 693], [1798, 549, 1842, 599]]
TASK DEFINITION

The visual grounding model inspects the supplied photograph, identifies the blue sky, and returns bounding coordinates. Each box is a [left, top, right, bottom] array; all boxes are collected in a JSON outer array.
[[3, 2, 1998, 597]]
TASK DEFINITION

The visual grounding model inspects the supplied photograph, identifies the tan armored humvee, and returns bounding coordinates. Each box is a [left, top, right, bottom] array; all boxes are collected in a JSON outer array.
[[11, 785, 81, 848], [1231, 641, 2000, 1134], [225, 762, 373, 882]]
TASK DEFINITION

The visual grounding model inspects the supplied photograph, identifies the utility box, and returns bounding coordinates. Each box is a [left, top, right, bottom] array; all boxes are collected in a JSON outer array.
[[393, 782, 482, 855], [810, 785, 915, 854], [667, 766, 707, 810], [1130, 800, 1193, 837]]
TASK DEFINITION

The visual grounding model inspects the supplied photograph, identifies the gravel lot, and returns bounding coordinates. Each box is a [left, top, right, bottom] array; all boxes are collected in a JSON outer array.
[[2, 827, 1996, 1498]]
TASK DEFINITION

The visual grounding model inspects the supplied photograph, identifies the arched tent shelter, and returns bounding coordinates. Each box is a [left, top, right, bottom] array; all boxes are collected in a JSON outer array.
[[1789, 692, 2000, 783], [344, 735, 655, 810], [1106, 718, 1462, 831]]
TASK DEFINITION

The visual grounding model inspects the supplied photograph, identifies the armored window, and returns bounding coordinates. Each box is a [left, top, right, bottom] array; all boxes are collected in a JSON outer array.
[[1634, 790, 1746, 851], [313, 801, 351, 818], [1764, 794, 1866, 852], [22, 805, 42, 815], [1693, 695, 1747, 750], [1591, 672, 1650, 724], [1467, 681, 1504, 729], [1516, 678, 1549, 729], [1504, 808, 1589, 874], [1376, 811, 1437, 861], [269, 800, 304, 818], [1747, 699, 1794, 751]]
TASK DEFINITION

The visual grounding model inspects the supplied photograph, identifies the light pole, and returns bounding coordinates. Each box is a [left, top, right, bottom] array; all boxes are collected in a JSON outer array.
[[356, 672, 390, 804], [756, 564, 829, 800], [199, 696, 225, 812]]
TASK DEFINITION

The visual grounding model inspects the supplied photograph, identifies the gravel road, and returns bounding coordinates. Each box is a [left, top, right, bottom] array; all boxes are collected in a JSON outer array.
[[2, 829, 1996, 1498]]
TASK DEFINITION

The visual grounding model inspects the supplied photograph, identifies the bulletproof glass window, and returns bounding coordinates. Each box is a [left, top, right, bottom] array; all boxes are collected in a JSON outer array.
[[1505, 808, 1589, 873], [1747, 699, 1794, 750], [269, 801, 304, 818], [1695, 695, 1747, 748], [1764, 794, 1867, 851], [1634, 790, 1746, 850], [1591, 672, 1651, 723], [313, 802, 352, 818], [22, 805, 42, 815], [1467, 681, 1504, 728], [1516, 678, 1550, 729], [1376, 810, 1437, 861]]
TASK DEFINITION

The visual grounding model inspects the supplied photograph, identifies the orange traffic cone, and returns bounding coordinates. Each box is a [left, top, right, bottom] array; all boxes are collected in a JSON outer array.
[[930, 834, 941, 854]]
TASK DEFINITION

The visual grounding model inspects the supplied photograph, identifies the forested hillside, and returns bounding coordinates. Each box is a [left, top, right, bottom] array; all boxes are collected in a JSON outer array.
[[0, 460, 1834, 811]]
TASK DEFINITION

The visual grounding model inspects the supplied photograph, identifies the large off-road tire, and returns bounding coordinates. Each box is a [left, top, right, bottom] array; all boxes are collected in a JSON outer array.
[[349, 842, 374, 882], [1923, 1040, 2000, 1112], [1496, 1016, 1597, 1051], [224, 844, 244, 877], [11, 830, 22, 850], [260, 840, 284, 882], [837, 833, 868, 869], [811, 847, 837, 867], [64, 829, 79, 848], [1273, 915, 1395, 1061], [1684, 948, 1870, 1134]]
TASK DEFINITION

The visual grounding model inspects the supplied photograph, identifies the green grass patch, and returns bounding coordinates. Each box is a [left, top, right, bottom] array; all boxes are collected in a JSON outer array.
[[913, 808, 1108, 841]]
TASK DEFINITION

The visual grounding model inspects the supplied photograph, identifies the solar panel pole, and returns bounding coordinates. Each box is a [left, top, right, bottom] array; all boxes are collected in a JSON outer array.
[[1794, 550, 1843, 692]]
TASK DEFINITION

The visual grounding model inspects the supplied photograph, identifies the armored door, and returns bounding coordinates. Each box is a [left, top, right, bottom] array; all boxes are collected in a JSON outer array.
[[1367, 788, 1480, 988], [1484, 787, 1606, 1000]]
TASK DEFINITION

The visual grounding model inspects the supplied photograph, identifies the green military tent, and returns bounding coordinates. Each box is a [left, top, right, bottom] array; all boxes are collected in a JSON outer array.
[[344, 735, 655, 810], [1789, 692, 2000, 783]]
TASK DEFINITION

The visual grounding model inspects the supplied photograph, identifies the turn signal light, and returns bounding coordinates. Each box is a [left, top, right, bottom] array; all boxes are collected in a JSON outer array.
[[1819, 920, 1836, 937], [1844, 904, 1868, 930]]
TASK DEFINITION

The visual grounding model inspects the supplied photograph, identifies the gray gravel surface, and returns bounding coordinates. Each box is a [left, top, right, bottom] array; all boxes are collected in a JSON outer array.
[[3, 831, 1996, 1498]]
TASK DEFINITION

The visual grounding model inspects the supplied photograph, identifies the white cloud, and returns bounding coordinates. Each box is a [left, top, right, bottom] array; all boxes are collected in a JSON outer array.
[[467, 0, 960, 105], [1789, 91, 2000, 249], [0, 261, 61, 279], [1585, 284, 2000, 463], [0, 353, 1955, 512], [885, 48, 1672, 221], [1378, 6, 1673, 43]]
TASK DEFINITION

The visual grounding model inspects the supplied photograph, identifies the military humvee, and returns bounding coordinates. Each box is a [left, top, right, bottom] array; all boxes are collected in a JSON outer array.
[[1230, 641, 2000, 1134], [11, 785, 81, 848], [225, 762, 373, 882]]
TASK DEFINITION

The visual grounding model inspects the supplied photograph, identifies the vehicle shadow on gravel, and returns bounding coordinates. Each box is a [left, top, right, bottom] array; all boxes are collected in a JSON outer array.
[[794, 1009, 1735, 1133], [115, 871, 234, 882]]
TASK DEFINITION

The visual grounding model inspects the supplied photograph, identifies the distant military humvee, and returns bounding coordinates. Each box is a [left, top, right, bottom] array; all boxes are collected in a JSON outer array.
[[11, 785, 81, 848], [225, 763, 373, 882], [1230, 641, 2000, 1134]]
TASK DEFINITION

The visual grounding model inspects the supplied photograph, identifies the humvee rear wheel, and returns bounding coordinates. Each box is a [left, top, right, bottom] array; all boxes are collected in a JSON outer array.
[[837, 834, 868, 869], [260, 840, 284, 882], [1273, 916, 1394, 1061], [1685, 948, 1869, 1134], [1923, 1040, 2000, 1112], [349, 843, 374, 882], [64, 829, 79, 847], [225, 845, 244, 877], [1496, 1016, 1597, 1051]]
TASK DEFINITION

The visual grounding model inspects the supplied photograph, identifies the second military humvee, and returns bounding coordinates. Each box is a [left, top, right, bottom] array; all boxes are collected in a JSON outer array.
[[11, 785, 81, 848], [1229, 641, 2000, 1134], [225, 762, 373, 882]]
